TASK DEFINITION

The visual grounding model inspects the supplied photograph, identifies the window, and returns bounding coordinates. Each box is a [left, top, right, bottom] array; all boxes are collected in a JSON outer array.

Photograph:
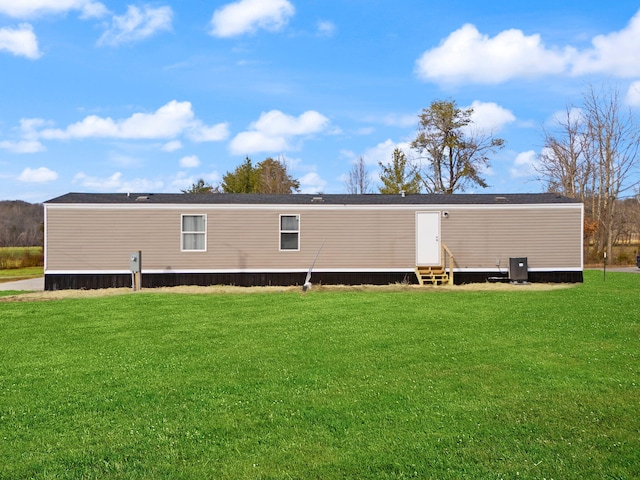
[[280, 214, 299, 251], [182, 214, 206, 251]]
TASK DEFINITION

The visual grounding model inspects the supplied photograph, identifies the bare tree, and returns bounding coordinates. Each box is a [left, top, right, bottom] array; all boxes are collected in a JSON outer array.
[[256, 157, 300, 194], [612, 198, 640, 245], [585, 85, 640, 258], [537, 107, 593, 202], [537, 84, 640, 258], [0, 201, 44, 247], [345, 156, 371, 194]]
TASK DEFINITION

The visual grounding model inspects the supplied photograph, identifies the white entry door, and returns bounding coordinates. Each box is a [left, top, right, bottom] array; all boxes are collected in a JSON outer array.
[[416, 211, 441, 265]]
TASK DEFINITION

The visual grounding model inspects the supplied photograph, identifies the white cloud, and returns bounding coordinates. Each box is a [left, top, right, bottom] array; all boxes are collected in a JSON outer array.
[[229, 110, 329, 155], [382, 114, 416, 128], [108, 152, 143, 168], [74, 171, 123, 189], [170, 171, 220, 192], [230, 131, 288, 154], [37, 100, 227, 143], [98, 5, 173, 46], [0, 0, 108, 19], [299, 172, 327, 194], [339, 149, 356, 161], [41, 100, 193, 139], [170, 172, 192, 191], [0, 139, 44, 153], [316, 20, 336, 37], [73, 171, 163, 192], [467, 101, 516, 133], [170, 172, 197, 192], [252, 110, 328, 136], [0, 118, 47, 152], [210, 0, 294, 38], [360, 139, 412, 166], [547, 106, 585, 127], [415, 9, 640, 85], [509, 150, 538, 178], [18, 166, 58, 183], [179, 155, 200, 168], [355, 127, 375, 136], [626, 81, 640, 107], [362, 139, 396, 166], [571, 10, 640, 77], [19, 118, 48, 133], [187, 122, 230, 142], [0, 24, 41, 59], [415, 24, 571, 85], [162, 140, 183, 152]]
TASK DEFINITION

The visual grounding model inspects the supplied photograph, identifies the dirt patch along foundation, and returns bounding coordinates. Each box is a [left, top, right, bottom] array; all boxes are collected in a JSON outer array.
[[0, 281, 576, 303]]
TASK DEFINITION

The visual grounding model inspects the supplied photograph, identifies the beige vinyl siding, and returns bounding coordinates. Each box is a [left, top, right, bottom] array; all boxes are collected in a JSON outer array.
[[45, 203, 582, 272], [441, 206, 582, 269], [45, 206, 417, 271], [204, 208, 416, 269], [46, 208, 181, 271]]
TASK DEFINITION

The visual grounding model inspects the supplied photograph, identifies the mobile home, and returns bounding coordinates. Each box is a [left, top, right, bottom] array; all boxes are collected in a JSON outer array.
[[44, 192, 583, 290]]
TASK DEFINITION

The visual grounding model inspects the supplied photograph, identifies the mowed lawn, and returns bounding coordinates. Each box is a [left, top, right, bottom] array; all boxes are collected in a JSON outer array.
[[1, 272, 638, 479]]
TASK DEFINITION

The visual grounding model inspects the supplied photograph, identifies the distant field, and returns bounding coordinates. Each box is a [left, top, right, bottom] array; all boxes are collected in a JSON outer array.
[[0, 246, 43, 281], [0, 271, 638, 479]]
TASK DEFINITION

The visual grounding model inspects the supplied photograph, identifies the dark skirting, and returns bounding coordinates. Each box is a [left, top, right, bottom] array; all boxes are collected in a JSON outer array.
[[45, 270, 583, 291]]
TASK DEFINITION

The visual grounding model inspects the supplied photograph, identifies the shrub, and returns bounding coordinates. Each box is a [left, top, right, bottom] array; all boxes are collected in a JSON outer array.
[[616, 251, 633, 265], [0, 247, 43, 270]]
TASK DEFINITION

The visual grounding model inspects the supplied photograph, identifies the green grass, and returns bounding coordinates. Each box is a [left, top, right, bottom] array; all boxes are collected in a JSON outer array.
[[0, 290, 25, 297], [0, 265, 43, 282], [1, 271, 639, 479]]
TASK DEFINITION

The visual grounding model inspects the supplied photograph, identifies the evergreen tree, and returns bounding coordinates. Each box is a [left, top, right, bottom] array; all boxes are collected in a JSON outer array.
[[221, 157, 259, 193], [222, 157, 299, 194], [378, 148, 421, 194]]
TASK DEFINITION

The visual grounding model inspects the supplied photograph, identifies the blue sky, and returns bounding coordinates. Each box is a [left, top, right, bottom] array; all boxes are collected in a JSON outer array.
[[1, 0, 640, 202]]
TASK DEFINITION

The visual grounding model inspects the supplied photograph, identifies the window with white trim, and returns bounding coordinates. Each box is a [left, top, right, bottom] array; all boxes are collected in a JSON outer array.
[[182, 214, 206, 251], [280, 214, 299, 251]]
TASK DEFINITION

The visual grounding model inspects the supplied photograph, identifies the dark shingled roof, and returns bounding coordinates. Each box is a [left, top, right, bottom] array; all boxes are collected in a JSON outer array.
[[46, 192, 581, 205]]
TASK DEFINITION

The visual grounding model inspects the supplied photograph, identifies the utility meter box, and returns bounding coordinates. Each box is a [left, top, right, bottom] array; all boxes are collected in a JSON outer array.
[[130, 251, 142, 273], [509, 257, 528, 282]]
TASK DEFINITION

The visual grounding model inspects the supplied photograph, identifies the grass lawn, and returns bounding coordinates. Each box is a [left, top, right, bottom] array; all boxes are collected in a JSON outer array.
[[0, 266, 43, 282], [1, 271, 638, 479]]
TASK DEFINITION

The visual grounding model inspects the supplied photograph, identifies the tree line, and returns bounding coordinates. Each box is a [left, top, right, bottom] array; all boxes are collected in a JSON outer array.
[[5, 84, 638, 258], [187, 99, 506, 196], [188, 85, 639, 262], [0, 201, 44, 247], [182, 157, 299, 194], [536, 84, 640, 260]]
